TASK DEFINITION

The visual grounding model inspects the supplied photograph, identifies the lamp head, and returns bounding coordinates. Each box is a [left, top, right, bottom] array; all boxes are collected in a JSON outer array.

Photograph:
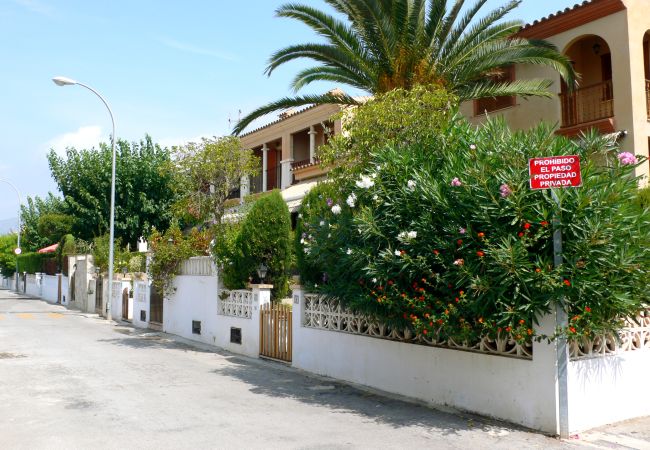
[[52, 76, 77, 86]]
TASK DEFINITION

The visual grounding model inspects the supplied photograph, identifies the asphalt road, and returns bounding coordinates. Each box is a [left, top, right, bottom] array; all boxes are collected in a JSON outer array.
[[0, 289, 648, 449]]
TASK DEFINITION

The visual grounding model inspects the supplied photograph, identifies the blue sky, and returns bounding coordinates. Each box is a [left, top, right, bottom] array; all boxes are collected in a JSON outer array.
[[0, 0, 579, 221]]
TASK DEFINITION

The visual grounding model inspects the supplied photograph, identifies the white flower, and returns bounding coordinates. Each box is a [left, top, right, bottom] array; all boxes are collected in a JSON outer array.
[[372, 194, 379, 201], [356, 175, 375, 189], [327, 233, 331, 238], [407, 180, 416, 191], [300, 238, 305, 245], [346, 248, 352, 255], [346, 193, 357, 207], [398, 231, 417, 242], [303, 248, 310, 254], [394, 249, 402, 257], [319, 220, 325, 226], [331, 204, 342, 215], [372, 277, 377, 283]]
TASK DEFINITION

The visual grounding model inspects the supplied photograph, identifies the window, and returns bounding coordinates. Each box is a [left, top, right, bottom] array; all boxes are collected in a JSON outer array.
[[474, 66, 516, 115]]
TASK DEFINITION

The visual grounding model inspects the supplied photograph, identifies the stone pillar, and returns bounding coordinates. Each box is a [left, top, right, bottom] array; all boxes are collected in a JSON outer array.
[[308, 125, 317, 163], [261, 143, 269, 192]]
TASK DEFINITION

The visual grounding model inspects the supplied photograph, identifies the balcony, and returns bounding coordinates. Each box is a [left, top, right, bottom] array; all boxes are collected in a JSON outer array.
[[558, 80, 615, 137], [291, 158, 327, 183], [249, 164, 282, 194]]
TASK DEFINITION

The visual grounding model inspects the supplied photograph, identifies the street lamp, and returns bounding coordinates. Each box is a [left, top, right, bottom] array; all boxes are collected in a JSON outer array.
[[0, 179, 22, 292], [52, 76, 117, 319]]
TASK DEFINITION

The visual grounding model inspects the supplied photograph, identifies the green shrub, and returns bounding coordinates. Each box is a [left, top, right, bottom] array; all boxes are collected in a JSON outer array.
[[235, 190, 292, 300], [297, 116, 649, 342], [148, 223, 211, 295], [213, 221, 245, 290], [635, 186, 650, 210], [319, 84, 456, 180], [0, 234, 18, 277]]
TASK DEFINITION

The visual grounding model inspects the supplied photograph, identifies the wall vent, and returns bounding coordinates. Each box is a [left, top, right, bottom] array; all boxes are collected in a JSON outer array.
[[230, 327, 242, 344], [140, 310, 146, 322], [192, 320, 201, 335]]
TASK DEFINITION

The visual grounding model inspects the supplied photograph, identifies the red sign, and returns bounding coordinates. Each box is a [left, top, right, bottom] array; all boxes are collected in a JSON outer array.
[[529, 155, 582, 190]]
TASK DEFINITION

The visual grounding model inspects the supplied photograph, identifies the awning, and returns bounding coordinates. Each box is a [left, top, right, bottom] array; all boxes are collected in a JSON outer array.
[[37, 243, 59, 254]]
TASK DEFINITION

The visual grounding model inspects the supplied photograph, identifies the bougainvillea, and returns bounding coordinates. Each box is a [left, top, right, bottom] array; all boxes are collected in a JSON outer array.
[[296, 119, 649, 343]]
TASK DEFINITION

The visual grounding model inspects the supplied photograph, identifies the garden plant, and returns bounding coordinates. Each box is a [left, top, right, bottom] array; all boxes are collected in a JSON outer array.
[[296, 98, 649, 344]]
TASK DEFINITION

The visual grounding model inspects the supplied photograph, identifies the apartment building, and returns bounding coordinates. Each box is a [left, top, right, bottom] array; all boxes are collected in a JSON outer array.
[[237, 0, 650, 207]]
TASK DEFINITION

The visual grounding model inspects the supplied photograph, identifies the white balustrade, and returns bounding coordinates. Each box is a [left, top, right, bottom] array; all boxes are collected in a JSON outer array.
[[218, 289, 253, 319], [570, 310, 650, 359], [303, 294, 533, 359], [178, 256, 215, 276]]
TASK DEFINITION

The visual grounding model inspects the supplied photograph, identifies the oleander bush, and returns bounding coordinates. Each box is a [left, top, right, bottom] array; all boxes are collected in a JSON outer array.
[[296, 116, 650, 342]]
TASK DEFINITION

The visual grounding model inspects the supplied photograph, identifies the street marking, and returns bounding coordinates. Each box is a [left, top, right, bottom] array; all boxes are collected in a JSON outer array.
[[16, 313, 34, 320], [47, 313, 64, 319]]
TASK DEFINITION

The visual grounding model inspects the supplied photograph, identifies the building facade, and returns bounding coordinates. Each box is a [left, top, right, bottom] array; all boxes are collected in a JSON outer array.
[[237, 0, 650, 203], [459, 0, 650, 181]]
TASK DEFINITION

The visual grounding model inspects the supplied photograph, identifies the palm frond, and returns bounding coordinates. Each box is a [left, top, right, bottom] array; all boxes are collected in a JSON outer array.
[[457, 78, 554, 102], [291, 66, 370, 92]]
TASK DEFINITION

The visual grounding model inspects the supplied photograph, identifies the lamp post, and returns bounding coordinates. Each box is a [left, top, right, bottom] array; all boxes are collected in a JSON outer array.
[[0, 179, 22, 292], [52, 76, 117, 319]]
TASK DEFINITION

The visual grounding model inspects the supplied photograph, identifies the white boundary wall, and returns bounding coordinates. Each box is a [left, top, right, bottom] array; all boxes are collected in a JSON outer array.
[[568, 351, 650, 431], [41, 274, 60, 303], [291, 286, 650, 434], [164, 274, 221, 346], [25, 274, 41, 297], [161, 257, 270, 358], [132, 280, 150, 328], [291, 286, 559, 433]]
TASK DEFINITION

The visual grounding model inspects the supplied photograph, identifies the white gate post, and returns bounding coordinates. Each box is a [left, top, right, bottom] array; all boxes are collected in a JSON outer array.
[[251, 284, 272, 355]]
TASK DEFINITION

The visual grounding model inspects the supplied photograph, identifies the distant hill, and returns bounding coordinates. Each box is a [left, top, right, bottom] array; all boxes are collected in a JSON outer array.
[[0, 217, 18, 235]]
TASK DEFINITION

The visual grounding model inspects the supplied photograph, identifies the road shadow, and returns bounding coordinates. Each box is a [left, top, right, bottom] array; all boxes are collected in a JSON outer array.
[[98, 328, 217, 354], [210, 357, 541, 439]]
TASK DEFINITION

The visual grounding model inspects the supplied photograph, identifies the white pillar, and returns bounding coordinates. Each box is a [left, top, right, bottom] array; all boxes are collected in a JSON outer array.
[[240, 175, 250, 200], [280, 159, 293, 189], [308, 125, 317, 164], [261, 143, 269, 192], [251, 284, 273, 357]]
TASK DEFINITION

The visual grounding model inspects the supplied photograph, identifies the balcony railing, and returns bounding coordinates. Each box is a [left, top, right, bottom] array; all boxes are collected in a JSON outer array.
[[250, 164, 282, 194], [559, 80, 613, 128], [646, 79, 650, 119]]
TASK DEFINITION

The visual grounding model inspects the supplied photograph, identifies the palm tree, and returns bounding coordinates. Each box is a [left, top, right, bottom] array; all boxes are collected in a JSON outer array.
[[233, 0, 576, 135]]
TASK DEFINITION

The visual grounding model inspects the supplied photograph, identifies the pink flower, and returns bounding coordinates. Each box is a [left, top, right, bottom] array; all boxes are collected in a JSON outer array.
[[453, 259, 464, 266], [459, 227, 466, 234], [617, 152, 638, 166], [499, 183, 512, 198], [451, 177, 462, 187]]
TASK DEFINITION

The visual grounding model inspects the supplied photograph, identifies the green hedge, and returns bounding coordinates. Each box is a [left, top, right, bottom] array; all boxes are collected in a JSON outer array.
[[16, 252, 47, 274]]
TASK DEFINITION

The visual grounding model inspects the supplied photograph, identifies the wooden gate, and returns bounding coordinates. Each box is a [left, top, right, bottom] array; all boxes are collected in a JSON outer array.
[[122, 288, 129, 320], [149, 285, 163, 325], [95, 275, 103, 313], [260, 303, 292, 362]]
